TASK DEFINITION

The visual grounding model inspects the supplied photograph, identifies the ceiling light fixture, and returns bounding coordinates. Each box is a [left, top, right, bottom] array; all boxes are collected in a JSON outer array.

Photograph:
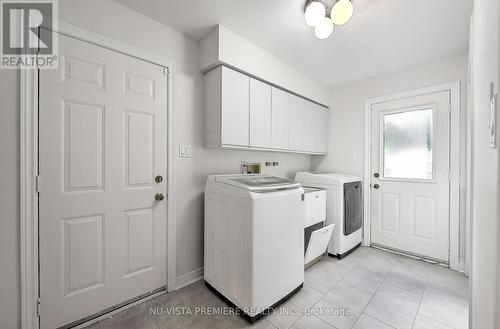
[[304, 0, 354, 40]]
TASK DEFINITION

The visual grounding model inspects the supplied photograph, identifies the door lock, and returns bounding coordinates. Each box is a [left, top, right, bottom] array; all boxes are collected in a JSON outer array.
[[155, 175, 163, 183], [374, 173, 379, 178], [154, 193, 165, 201], [373, 184, 380, 189]]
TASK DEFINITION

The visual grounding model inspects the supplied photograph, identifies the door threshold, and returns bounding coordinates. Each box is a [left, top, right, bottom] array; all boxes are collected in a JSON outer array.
[[58, 286, 167, 329], [370, 243, 449, 266]]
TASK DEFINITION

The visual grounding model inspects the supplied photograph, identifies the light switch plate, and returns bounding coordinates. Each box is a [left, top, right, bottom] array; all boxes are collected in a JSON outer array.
[[489, 93, 497, 148], [179, 144, 192, 157]]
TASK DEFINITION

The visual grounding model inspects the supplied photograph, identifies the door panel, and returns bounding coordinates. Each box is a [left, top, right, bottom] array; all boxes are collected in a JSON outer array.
[[39, 34, 167, 329], [62, 215, 104, 296], [412, 195, 437, 240], [123, 111, 154, 188], [379, 192, 401, 233], [63, 101, 104, 192], [124, 208, 154, 276], [370, 91, 450, 262]]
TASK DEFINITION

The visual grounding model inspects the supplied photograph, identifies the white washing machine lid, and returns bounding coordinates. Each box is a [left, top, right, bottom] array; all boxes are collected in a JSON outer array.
[[215, 174, 301, 192], [295, 172, 361, 186]]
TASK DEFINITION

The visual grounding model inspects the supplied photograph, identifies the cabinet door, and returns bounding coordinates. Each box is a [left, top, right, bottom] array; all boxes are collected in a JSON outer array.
[[250, 78, 272, 148], [221, 67, 249, 146], [271, 87, 290, 150], [289, 95, 306, 151], [304, 101, 317, 152], [316, 106, 328, 153]]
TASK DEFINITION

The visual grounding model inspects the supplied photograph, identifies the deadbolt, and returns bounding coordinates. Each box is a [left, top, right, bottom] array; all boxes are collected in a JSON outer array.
[[374, 173, 379, 178], [155, 175, 163, 183], [373, 184, 380, 189], [154, 193, 165, 201]]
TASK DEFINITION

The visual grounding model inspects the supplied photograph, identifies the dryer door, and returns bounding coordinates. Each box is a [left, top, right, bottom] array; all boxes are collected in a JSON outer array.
[[344, 182, 363, 235]]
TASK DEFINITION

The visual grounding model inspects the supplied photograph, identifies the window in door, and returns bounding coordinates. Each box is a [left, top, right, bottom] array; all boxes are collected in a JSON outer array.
[[382, 108, 434, 180]]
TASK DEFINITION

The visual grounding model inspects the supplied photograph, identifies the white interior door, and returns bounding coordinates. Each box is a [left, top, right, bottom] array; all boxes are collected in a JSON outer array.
[[39, 34, 168, 329], [370, 91, 450, 262]]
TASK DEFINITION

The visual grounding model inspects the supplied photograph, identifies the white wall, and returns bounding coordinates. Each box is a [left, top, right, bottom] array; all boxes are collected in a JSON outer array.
[[0, 1, 312, 327], [312, 52, 469, 262], [469, 0, 500, 327], [0, 70, 20, 329]]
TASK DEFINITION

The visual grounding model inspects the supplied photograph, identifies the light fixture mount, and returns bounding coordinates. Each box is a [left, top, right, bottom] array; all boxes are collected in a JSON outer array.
[[304, 0, 353, 39]]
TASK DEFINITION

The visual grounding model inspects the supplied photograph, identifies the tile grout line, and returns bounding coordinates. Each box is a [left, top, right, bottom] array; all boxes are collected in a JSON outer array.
[[310, 267, 352, 329], [416, 313, 460, 329], [321, 249, 398, 329], [304, 257, 359, 329], [409, 262, 431, 329], [356, 313, 398, 329], [351, 254, 398, 329], [152, 315, 161, 329]]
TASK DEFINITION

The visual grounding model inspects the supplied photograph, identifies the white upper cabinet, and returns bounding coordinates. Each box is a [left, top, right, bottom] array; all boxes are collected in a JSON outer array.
[[250, 78, 272, 148], [219, 66, 250, 147], [205, 65, 328, 154], [271, 87, 290, 150], [289, 95, 306, 152], [316, 105, 329, 153], [304, 101, 318, 152]]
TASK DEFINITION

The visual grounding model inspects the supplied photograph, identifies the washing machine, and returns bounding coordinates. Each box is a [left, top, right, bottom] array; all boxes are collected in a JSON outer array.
[[204, 174, 304, 322], [295, 172, 363, 258]]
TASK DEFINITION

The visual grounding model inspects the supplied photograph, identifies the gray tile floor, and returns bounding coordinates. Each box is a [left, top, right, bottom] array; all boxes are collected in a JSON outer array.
[[84, 247, 469, 329]]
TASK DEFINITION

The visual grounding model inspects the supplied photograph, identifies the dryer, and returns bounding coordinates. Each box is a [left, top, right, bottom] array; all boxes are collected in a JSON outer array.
[[204, 174, 304, 322], [295, 172, 363, 258]]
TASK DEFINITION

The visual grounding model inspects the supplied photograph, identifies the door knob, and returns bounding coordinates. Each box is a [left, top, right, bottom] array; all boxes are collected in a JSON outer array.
[[155, 175, 163, 183], [373, 184, 380, 189], [154, 193, 165, 201]]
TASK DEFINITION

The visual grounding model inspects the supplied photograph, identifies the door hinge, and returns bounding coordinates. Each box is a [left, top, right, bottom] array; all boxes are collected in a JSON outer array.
[[36, 298, 41, 316], [448, 172, 452, 181], [163, 67, 170, 75], [36, 175, 41, 193]]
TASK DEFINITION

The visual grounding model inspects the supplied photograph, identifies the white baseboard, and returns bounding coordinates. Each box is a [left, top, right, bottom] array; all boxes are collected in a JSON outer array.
[[458, 261, 467, 275], [175, 267, 204, 290]]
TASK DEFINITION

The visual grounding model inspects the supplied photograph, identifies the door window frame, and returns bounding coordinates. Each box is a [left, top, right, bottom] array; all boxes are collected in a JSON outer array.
[[363, 81, 461, 272], [378, 104, 438, 184]]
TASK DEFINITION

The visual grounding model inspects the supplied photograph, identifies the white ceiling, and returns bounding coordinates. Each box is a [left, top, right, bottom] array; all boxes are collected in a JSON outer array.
[[115, 0, 472, 87]]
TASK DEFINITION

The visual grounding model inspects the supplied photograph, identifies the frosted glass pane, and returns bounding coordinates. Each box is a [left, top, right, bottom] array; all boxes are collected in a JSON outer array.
[[383, 109, 433, 180]]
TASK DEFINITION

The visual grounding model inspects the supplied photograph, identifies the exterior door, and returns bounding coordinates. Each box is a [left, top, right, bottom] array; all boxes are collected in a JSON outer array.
[[370, 91, 450, 262], [39, 34, 168, 329]]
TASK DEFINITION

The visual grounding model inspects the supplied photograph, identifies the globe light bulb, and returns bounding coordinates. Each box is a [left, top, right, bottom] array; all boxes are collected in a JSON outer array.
[[331, 0, 354, 25], [305, 1, 326, 27], [314, 17, 334, 39]]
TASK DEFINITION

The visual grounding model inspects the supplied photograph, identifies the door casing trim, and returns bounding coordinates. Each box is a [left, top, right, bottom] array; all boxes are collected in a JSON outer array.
[[363, 81, 462, 271], [20, 20, 177, 329]]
